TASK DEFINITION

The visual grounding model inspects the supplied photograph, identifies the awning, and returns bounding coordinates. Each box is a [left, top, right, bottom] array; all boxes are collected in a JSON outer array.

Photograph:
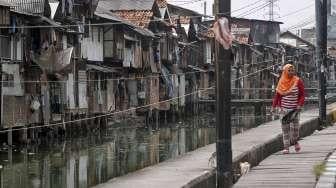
[[178, 41, 199, 47], [161, 65, 174, 98], [32, 47, 73, 73], [38, 16, 63, 28], [124, 34, 139, 42], [133, 27, 155, 38], [187, 65, 207, 73], [87, 64, 120, 73], [95, 11, 124, 22]]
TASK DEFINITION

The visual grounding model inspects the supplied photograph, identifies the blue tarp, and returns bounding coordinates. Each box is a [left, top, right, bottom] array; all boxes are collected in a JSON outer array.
[[161, 65, 174, 98]]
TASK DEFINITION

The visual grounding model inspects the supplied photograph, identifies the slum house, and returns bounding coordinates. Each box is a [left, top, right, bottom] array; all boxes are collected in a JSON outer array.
[[99, 0, 179, 124], [300, 27, 336, 58], [174, 20, 190, 114], [0, 0, 56, 129], [278, 30, 336, 99], [230, 18, 282, 100], [167, 3, 205, 69], [156, 3, 190, 122], [167, 3, 210, 116], [84, 5, 156, 118], [192, 18, 285, 127], [196, 18, 284, 100], [146, 0, 182, 118], [279, 31, 317, 88], [299, 27, 336, 81], [0, 0, 97, 130], [280, 31, 315, 50], [300, 28, 316, 45], [0, 1, 19, 129], [82, 6, 119, 115], [50, 0, 99, 122], [95, 1, 158, 118]]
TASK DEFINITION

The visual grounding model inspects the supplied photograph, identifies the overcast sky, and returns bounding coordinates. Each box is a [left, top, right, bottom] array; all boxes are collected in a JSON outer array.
[[168, 0, 315, 31]]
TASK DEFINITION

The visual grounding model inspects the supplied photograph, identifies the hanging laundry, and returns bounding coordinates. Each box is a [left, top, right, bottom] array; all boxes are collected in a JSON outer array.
[[67, 0, 74, 15], [30, 97, 41, 112], [161, 65, 174, 98], [127, 80, 138, 107], [212, 17, 233, 50]]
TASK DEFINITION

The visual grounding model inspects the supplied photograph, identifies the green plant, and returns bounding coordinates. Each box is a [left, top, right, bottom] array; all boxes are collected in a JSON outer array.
[[313, 163, 326, 179]]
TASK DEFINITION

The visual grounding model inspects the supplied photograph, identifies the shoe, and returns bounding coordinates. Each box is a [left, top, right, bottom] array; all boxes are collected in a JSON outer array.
[[295, 143, 301, 152], [282, 149, 289, 154]]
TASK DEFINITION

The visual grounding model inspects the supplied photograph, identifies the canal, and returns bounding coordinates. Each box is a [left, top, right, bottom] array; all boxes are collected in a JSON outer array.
[[0, 113, 219, 188], [0, 105, 277, 188]]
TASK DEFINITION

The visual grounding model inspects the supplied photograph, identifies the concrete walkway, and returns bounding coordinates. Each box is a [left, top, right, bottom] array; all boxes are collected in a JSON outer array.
[[234, 125, 336, 188], [94, 104, 336, 188]]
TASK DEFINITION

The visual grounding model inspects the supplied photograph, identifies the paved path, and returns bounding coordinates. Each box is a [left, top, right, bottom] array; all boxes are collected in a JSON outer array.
[[234, 125, 336, 188], [94, 104, 336, 188]]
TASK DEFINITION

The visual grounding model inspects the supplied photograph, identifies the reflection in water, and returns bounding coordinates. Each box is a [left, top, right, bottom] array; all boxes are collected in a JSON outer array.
[[0, 124, 215, 188], [0, 108, 275, 188]]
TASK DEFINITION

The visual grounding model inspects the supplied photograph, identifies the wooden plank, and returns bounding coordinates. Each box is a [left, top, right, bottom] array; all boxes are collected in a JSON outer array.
[[234, 126, 336, 188]]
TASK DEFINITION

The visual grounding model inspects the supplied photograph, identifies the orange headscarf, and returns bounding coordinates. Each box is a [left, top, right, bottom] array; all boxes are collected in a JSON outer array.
[[276, 64, 300, 95]]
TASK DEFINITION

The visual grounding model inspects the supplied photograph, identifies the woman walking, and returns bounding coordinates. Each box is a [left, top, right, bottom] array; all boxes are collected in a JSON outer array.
[[272, 64, 305, 154]]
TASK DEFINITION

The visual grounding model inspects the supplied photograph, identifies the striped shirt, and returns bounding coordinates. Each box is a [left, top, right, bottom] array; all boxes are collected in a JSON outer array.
[[272, 79, 305, 109], [281, 86, 298, 110]]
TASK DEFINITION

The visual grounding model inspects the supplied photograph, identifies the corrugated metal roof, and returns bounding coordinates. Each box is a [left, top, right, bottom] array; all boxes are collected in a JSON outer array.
[[8, 0, 45, 14], [0, 0, 13, 7], [133, 27, 155, 37], [95, 6, 124, 22], [187, 65, 207, 73], [38, 16, 63, 27], [87, 64, 120, 73], [280, 31, 315, 48], [98, 0, 155, 11], [95, 6, 155, 38], [94, 12, 123, 22], [168, 3, 203, 17]]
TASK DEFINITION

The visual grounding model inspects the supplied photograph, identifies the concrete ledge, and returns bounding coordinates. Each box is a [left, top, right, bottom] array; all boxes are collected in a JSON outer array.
[[184, 105, 336, 188], [182, 170, 216, 188]]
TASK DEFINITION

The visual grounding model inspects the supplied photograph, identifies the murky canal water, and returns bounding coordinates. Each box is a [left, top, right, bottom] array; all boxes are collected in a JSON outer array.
[[0, 106, 278, 188], [0, 121, 216, 188]]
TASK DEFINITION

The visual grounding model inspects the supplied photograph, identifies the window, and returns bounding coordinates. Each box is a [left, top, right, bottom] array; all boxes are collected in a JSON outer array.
[[3, 73, 14, 87], [50, 82, 63, 114], [104, 29, 114, 57], [0, 34, 10, 59], [84, 24, 90, 38], [98, 28, 101, 42]]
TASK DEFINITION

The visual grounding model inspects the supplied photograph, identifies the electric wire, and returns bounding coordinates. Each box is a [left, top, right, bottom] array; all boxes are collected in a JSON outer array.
[[0, 60, 287, 134], [277, 3, 314, 19], [0, 0, 286, 29]]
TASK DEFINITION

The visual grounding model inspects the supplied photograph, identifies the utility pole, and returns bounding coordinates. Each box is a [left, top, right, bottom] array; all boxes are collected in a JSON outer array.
[[204, 1, 207, 17], [268, 0, 274, 21], [0, 59, 2, 127], [315, 0, 327, 126], [215, 0, 232, 187]]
